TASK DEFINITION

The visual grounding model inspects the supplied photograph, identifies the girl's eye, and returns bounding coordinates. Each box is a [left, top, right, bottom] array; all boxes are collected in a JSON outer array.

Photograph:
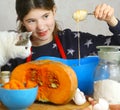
[[27, 19, 36, 24], [44, 14, 49, 19]]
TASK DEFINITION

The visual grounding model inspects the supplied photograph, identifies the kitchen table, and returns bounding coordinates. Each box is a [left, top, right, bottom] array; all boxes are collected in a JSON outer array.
[[0, 101, 92, 110]]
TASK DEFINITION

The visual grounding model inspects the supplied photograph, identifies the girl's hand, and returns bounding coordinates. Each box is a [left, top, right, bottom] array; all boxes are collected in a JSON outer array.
[[94, 3, 118, 26]]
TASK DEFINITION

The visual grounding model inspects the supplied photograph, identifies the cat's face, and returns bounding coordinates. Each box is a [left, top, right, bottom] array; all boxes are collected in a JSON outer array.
[[12, 32, 32, 59]]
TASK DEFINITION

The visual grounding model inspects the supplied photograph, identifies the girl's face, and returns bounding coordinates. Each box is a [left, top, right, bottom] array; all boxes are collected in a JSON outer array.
[[22, 7, 56, 46]]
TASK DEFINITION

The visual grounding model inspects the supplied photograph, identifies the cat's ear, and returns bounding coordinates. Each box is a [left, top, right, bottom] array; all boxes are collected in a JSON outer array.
[[15, 32, 32, 46], [23, 32, 32, 38]]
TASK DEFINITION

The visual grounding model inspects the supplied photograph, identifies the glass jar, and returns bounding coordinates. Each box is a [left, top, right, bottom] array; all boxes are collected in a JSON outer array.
[[0, 71, 10, 84], [93, 46, 120, 105]]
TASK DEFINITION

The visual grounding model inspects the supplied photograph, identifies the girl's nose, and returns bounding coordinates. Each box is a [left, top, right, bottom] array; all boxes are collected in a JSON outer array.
[[36, 20, 44, 31]]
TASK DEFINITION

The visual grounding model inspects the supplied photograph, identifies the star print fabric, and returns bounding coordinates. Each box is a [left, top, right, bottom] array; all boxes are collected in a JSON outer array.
[[1, 22, 120, 72]]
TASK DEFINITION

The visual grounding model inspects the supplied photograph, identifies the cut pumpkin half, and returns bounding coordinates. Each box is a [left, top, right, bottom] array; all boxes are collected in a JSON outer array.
[[11, 60, 78, 104]]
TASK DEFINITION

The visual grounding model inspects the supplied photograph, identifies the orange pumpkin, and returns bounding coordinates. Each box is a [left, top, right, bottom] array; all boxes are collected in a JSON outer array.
[[25, 80, 37, 88], [3, 79, 25, 89], [11, 60, 78, 104], [3, 79, 37, 89]]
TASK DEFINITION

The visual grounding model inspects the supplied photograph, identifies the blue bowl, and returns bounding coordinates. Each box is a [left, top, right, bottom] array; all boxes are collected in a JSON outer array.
[[0, 85, 38, 110], [36, 56, 99, 95]]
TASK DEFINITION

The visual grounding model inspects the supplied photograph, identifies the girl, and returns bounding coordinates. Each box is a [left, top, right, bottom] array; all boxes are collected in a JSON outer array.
[[1, 0, 120, 71]]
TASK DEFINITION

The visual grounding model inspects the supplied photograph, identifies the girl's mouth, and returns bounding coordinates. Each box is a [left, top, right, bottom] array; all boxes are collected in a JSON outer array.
[[37, 31, 47, 37]]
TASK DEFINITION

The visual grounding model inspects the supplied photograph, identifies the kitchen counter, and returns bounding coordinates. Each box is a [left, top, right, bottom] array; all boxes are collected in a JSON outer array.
[[0, 101, 92, 110], [1, 101, 120, 110]]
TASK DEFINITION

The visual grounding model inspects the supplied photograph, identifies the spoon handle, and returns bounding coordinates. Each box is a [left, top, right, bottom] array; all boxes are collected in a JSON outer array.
[[88, 13, 94, 15]]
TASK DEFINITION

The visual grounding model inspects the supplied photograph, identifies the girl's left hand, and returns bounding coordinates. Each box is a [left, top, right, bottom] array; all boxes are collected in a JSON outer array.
[[94, 3, 118, 26], [94, 3, 114, 21]]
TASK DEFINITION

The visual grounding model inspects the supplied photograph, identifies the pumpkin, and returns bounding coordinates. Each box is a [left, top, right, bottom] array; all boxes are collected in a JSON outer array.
[[3, 79, 25, 89], [3, 79, 37, 89], [25, 80, 37, 88], [11, 60, 78, 104]]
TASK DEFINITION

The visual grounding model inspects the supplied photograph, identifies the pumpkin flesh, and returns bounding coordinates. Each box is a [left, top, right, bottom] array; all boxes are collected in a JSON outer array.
[[11, 60, 78, 104]]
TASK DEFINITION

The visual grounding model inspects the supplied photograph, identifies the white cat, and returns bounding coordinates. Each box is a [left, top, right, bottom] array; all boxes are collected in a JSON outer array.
[[0, 31, 32, 67]]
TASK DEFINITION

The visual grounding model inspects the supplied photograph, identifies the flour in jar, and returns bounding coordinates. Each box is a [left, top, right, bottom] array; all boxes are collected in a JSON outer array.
[[93, 79, 120, 104]]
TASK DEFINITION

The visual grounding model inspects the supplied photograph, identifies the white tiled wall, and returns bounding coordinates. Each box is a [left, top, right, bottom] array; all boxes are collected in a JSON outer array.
[[0, 0, 120, 35]]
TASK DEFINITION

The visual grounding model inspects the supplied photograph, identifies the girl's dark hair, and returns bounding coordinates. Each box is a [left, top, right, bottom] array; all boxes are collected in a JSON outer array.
[[16, 0, 60, 35]]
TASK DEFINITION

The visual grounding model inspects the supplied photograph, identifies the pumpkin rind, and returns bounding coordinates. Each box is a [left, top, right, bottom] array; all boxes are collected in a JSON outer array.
[[11, 60, 78, 104]]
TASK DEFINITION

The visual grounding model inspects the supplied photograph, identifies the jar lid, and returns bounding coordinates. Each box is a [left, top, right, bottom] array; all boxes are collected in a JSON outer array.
[[97, 46, 120, 52], [97, 46, 120, 61], [0, 71, 10, 76]]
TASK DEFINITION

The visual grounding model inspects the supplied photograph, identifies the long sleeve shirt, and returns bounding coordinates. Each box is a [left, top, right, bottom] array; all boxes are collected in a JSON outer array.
[[1, 20, 120, 72]]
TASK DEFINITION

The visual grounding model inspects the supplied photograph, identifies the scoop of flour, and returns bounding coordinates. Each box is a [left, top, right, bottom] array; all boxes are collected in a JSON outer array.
[[94, 79, 120, 104]]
